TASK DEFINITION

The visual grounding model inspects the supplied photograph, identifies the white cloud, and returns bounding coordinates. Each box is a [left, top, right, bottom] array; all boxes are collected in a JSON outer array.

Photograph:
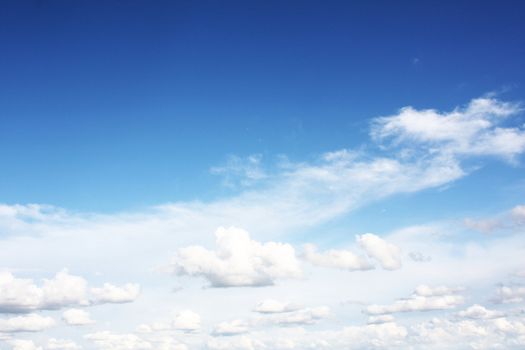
[[172, 310, 201, 332], [169, 227, 302, 287], [371, 96, 524, 160], [62, 308, 95, 326], [46, 338, 81, 350], [366, 285, 464, 315], [456, 304, 504, 320], [511, 205, 525, 224], [367, 315, 395, 324], [213, 319, 250, 336], [493, 285, 525, 304], [0, 313, 55, 333], [7, 339, 43, 350], [253, 299, 301, 314], [0, 270, 140, 314], [90, 283, 140, 304], [357, 233, 402, 270], [302, 244, 373, 271], [84, 331, 152, 350], [0, 270, 88, 313], [264, 307, 330, 326]]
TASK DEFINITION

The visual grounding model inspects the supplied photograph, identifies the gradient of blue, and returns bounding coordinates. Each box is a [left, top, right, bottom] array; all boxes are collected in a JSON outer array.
[[1, 0, 524, 212]]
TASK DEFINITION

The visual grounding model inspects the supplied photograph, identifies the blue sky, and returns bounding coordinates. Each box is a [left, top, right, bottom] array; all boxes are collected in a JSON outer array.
[[1, 0, 524, 211], [1, 1, 525, 350]]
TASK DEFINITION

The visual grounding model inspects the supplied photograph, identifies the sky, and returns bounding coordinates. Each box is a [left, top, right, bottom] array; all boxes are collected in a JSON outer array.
[[0, 1, 525, 349]]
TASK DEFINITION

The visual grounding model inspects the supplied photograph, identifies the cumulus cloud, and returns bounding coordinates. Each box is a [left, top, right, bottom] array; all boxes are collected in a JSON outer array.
[[0, 270, 140, 314], [172, 310, 201, 332], [213, 319, 250, 336], [62, 308, 95, 326], [357, 233, 402, 270], [366, 285, 464, 315], [253, 300, 301, 314], [0, 270, 88, 313], [456, 304, 505, 320], [169, 227, 302, 287], [0, 313, 55, 333], [90, 283, 140, 304], [302, 244, 373, 271]]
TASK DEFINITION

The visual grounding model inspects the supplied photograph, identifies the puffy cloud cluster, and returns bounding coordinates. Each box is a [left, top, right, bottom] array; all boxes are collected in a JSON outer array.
[[304, 233, 401, 271], [366, 285, 464, 315], [0, 270, 140, 314], [0, 270, 87, 313], [0, 313, 55, 333], [170, 227, 302, 287]]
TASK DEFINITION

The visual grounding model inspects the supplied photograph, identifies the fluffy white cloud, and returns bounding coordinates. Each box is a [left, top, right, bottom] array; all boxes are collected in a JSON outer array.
[[213, 319, 250, 336], [371, 97, 524, 160], [0, 313, 55, 333], [62, 308, 95, 326], [85, 331, 152, 350], [302, 244, 373, 271], [172, 310, 201, 332], [169, 227, 302, 287], [357, 233, 402, 270], [0, 270, 140, 313], [0, 270, 87, 313], [90, 283, 140, 304], [456, 304, 504, 320], [253, 299, 301, 314], [366, 285, 464, 315]]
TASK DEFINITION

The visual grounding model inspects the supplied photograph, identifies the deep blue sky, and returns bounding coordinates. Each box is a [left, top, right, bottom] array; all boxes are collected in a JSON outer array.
[[1, 0, 524, 211]]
